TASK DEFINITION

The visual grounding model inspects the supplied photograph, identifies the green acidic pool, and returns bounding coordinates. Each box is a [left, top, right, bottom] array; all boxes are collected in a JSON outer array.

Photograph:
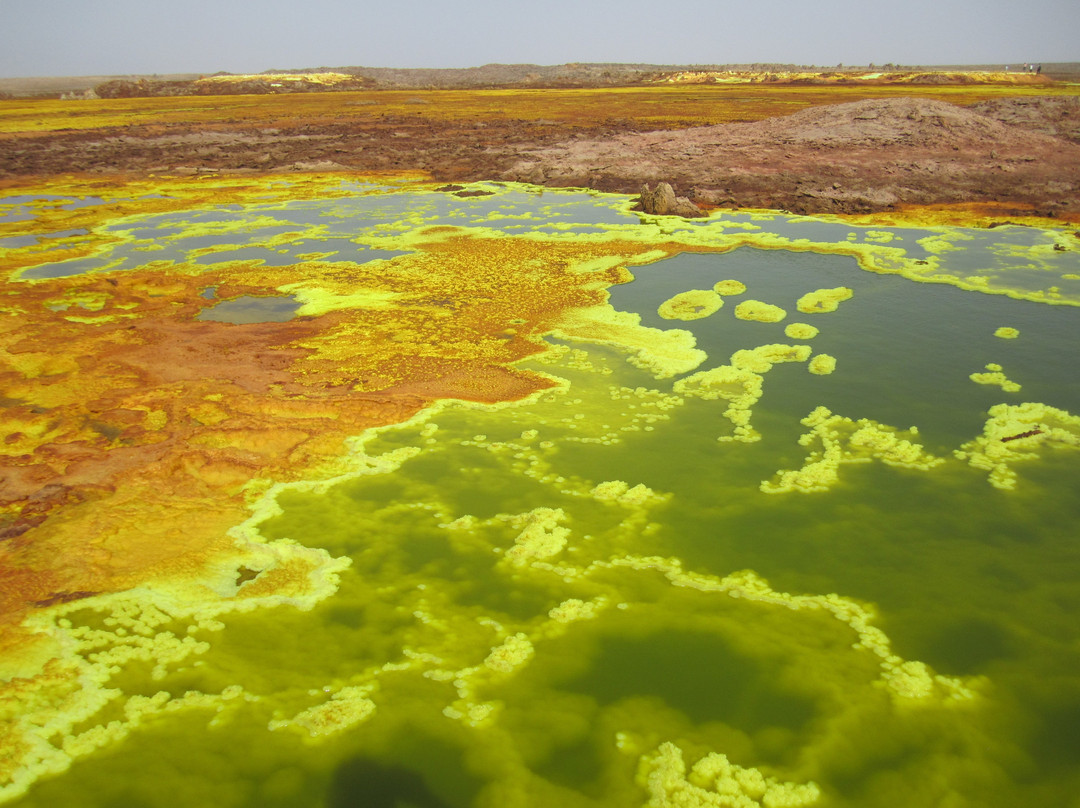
[[7, 182, 1080, 808]]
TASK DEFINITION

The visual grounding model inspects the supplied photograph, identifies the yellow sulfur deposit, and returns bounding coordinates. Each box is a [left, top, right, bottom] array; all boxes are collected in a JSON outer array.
[[502, 507, 571, 566], [784, 322, 819, 340], [658, 289, 724, 320], [807, 354, 837, 375], [994, 326, 1020, 339], [590, 479, 664, 506], [796, 286, 853, 313], [674, 365, 765, 442], [554, 306, 706, 378], [4, 174, 1078, 807], [712, 279, 747, 296], [548, 597, 607, 624], [483, 633, 535, 674], [954, 402, 1080, 489], [970, 363, 1021, 392], [606, 556, 978, 703], [639, 741, 822, 808], [676, 345, 811, 442], [730, 344, 812, 373], [269, 685, 377, 738], [734, 299, 788, 323], [762, 406, 943, 493], [0, 537, 349, 803]]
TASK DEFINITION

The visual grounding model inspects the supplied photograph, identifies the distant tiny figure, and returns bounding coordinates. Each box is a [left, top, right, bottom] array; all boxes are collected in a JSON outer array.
[[1037, 64, 1042, 74]]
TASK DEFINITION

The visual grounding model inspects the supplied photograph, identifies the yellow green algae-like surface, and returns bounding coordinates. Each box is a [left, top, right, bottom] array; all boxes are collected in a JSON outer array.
[[3, 177, 1080, 808]]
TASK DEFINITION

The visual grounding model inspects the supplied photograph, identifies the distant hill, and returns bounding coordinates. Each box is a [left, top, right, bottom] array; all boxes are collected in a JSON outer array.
[[2, 62, 1078, 98], [0, 74, 201, 98], [274, 62, 1080, 88]]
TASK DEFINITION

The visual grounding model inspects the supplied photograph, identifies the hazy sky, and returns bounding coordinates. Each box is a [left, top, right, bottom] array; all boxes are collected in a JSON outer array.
[[1, 0, 1076, 78]]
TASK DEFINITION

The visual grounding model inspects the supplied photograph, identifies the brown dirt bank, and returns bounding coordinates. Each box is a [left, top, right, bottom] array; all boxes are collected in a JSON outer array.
[[2, 94, 1079, 219]]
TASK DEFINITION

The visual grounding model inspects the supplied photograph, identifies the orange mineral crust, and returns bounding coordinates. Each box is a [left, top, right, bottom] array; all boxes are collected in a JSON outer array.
[[0, 185, 673, 665]]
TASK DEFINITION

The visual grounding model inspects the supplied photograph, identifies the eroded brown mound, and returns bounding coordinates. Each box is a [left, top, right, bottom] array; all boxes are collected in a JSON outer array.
[[507, 97, 1080, 217]]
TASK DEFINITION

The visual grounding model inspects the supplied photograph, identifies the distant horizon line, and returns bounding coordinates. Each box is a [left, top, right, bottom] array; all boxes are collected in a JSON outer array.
[[3, 60, 1079, 82]]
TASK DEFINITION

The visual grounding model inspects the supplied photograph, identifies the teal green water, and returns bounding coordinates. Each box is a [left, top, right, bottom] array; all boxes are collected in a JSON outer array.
[[8, 184, 1080, 808]]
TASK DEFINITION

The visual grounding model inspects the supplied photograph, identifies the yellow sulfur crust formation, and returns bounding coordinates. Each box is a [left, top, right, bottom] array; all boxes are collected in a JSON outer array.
[[784, 322, 820, 340], [970, 363, 1021, 392], [762, 406, 943, 493], [2, 173, 1075, 806], [734, 300, 788, 323], [658, 289, 725, 320], [713, 279, 748, 296], [807, 354, 837, 375], [954, 402, 1080, 488], [639, 741, 821, 808], [503, 507, 571, 566], [796, 287, 854, 313], [676, 345, 812, 442]]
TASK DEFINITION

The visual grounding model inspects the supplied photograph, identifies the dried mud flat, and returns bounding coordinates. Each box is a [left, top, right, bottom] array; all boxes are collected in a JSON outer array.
[[3, 94, 1080, 218]]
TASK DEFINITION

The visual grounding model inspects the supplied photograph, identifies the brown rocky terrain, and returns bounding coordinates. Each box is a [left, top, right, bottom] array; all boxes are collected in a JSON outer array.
[[508, 96, 1080, 217], [2, 89, 1078, 219]]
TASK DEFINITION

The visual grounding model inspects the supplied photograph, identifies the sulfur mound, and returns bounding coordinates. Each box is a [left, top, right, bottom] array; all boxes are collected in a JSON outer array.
[[734, 299, 788, 323], [808, 353, 837, 375], [658, 289, 724, 320], [730, 344, 811, 373], [970, 363, 1021, 392], [796, 287, 853, 313], [785, 322, 820, 340], [954, 402, 1080, 489], [639, 741, 821, 808], [713, 279, 747, 296], [502, 507, 570, 566]]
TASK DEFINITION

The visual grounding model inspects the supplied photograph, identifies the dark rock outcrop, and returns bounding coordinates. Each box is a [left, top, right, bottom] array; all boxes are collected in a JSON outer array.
[[636, 182, 705, 217]]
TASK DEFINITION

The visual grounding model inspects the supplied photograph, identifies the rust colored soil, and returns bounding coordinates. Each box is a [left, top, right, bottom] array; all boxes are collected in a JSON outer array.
[[0, 202, 664, 649]]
